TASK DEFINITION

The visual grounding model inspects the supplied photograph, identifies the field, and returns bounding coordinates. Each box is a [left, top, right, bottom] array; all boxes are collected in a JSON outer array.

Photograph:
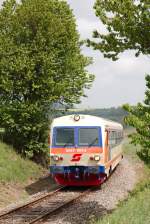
[[95, 132, 150, 224]]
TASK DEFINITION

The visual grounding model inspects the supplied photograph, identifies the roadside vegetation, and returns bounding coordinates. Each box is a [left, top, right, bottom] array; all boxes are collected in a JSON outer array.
[[0, 141, 46, 208], [96, 183, 150, 224], [95, 131, 150, 224], [0, 141, 44, 183]]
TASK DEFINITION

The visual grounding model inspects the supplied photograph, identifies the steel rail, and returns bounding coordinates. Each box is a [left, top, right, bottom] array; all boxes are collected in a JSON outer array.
[[0, 186, 97, 224], [0, 186, 65, 219], [28, 187, 95, 224]]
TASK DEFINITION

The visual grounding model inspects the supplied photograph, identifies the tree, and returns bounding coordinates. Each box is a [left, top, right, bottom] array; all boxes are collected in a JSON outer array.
[[88, 0, 150, 163], [0, 0, 94, 161], [123, 76, 150, 163]]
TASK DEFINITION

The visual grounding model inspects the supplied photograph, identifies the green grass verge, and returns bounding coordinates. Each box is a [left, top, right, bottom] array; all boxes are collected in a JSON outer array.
[[96, 181, 150, 224], [95, 131, 150, 224], [0, 141, 44, 183]]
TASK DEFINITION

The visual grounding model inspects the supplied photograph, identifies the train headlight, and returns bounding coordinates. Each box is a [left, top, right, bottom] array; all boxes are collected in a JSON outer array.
[[51, 155, 63, 161], [94, 155, 100, 161], [74, 114, 80, 121], [53, 155, 59, 161]]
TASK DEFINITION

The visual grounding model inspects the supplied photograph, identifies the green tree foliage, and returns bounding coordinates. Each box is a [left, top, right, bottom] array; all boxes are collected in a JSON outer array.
[[0, 0, 94, 161], [88, 0, 150, 163], [89, 0, 150, 60], [123, 76, 150, 164]]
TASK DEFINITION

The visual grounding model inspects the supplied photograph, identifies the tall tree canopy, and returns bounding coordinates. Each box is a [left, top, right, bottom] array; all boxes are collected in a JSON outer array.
[[89, 0, 150, 163], [89, 0, 150, 60], [0, 0, 94, 160]]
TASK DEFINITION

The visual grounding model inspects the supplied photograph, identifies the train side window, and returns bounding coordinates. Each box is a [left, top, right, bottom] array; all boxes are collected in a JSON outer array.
[[108, 130, 123, 148], [108, 131, 116, 148], [116, 131, 123, 145]]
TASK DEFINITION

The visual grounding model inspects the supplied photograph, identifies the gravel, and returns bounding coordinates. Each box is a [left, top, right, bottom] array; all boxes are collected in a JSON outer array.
[[43, 157, 137, 224]]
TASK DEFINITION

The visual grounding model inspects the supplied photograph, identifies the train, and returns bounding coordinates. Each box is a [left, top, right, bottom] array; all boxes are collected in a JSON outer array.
[[49, 114, 123, 186]]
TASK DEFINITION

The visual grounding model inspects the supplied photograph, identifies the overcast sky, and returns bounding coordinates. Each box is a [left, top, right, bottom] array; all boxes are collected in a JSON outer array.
[[67, 0, 150, 109], [1, 0, 150, 109]]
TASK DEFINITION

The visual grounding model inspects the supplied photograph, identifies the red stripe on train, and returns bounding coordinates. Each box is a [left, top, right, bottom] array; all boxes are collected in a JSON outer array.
[[50, 147, 103, 154]]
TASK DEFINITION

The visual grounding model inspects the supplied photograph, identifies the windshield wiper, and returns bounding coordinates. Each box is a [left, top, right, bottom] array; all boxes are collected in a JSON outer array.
[[89, 137, 98, 147], [63, 138, 74, 147]]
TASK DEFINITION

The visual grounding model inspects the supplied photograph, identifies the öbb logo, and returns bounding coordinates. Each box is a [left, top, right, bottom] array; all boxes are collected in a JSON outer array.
[[71, 154, 82, 162]]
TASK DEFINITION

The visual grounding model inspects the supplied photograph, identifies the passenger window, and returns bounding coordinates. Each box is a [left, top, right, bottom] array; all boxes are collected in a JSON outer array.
[[108, 130, 123, 148], [108, 131, 116, 148]]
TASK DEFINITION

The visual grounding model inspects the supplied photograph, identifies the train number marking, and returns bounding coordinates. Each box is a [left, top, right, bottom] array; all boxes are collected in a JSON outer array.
[[71, 154, 82, 162]]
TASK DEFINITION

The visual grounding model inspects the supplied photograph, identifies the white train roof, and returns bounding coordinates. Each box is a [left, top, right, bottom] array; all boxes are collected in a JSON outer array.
[[51, 114, 123, 130]]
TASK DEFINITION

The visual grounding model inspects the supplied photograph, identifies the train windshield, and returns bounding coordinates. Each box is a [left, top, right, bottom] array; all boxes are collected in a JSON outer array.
[[55, 128, 74, 146], [79, 128, 99, 146]]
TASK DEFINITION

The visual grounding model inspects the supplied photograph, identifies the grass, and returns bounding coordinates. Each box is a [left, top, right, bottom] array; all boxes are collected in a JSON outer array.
[[94, 130, 150, 224], [0, 141, 56, 208], [0, 141, 44, 183], [96, 183, 150, 224]]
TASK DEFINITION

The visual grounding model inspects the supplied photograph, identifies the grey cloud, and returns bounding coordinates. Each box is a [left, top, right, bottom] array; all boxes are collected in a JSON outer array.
[[77, 18, 106, 39], [67, 0, 96, 22], [79, 44, 150, 107]]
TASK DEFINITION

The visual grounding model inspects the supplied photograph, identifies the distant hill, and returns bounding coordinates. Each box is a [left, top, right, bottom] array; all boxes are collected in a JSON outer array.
[[66, 107, 128, 125]]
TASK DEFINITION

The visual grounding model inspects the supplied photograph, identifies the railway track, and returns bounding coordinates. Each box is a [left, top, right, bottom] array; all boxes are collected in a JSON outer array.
[[0, 186, 95, 224]]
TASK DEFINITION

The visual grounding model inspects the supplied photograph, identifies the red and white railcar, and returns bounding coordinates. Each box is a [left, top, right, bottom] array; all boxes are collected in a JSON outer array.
[[49, 114, 123, 186]]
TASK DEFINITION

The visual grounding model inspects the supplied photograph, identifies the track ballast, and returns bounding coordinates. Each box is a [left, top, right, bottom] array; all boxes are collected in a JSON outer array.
[[0, 186, 94, 224]]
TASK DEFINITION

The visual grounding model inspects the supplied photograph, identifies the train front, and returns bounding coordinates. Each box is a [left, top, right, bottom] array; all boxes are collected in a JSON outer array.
[[49, 115, 106, 186]]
